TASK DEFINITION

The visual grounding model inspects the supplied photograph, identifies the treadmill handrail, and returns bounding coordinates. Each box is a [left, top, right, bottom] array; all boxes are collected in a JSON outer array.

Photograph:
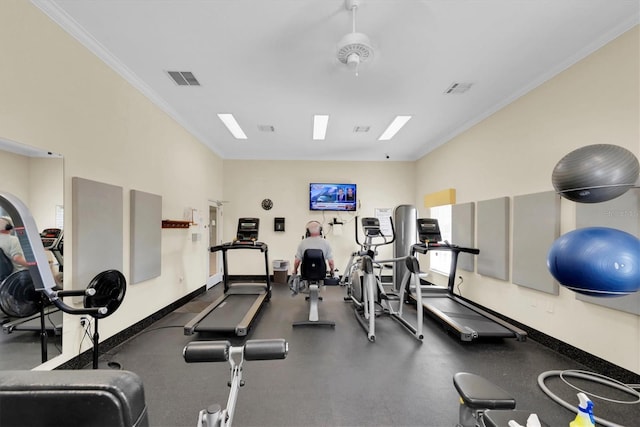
[[411, 242, 479, 255], [211, 242, 268, 253]]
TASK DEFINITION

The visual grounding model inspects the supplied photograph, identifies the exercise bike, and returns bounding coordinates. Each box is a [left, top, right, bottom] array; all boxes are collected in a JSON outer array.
[[184, 339, 288, 427], [344, 217, 424, 342]]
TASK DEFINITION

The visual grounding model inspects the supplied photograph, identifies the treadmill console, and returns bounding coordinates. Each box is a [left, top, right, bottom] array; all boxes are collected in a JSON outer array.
[[40, 228, 62, 250], [417, 218, 442, 243], [235, 218, 259, 243]]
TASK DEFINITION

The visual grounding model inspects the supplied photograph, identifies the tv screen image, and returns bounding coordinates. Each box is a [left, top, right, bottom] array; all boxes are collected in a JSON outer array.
[[309, 183, 357, 211]]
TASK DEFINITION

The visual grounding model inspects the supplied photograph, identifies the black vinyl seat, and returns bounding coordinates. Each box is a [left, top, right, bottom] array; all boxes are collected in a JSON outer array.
[[453, 372, 516, 427], [0, 370, 149, 427], [301, 249, 326, 282]]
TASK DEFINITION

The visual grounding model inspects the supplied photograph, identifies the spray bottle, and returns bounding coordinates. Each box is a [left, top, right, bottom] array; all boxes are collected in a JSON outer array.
[[569, 392, 595, 427]]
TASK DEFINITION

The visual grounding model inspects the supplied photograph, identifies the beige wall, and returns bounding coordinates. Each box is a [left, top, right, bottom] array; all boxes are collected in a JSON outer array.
[[415, 27, 639, 373], [0, 0, 223, 368], [0, 150, 63, 230], [222, 160, 415, 274], [28, 157, 64, 229], [0, 152, 30, 206]]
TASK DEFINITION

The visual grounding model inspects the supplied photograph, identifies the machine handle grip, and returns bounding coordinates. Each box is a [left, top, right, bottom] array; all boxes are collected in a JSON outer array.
[[244, 339, 288, 361], [460, 247, 480, 255], [210, 242, 268, 253], [49, 299, 106, 316], [183, 340, 231, 363], [55, 288, 95, 297], [385, 216, 396, 245]]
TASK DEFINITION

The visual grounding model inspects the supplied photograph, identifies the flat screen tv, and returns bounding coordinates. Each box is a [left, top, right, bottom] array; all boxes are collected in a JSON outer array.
[[309, 183, 357, 211]]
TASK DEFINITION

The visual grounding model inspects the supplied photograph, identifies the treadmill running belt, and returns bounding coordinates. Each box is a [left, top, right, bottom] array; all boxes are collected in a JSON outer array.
[[194, 294, 261, 333], [423, 297, 515, 338]]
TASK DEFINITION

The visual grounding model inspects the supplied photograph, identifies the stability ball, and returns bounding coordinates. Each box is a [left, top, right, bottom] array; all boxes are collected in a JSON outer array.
[[547, 227, 640, 297], [552, 144, 639, 203]]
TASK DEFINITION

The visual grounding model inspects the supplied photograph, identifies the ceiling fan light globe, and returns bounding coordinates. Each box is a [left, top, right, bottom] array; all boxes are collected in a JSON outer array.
[[347, 52, 360, 68]]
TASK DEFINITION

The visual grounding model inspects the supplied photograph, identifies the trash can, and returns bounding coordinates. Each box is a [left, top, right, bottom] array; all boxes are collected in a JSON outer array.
[[272, 260, 290, 285]]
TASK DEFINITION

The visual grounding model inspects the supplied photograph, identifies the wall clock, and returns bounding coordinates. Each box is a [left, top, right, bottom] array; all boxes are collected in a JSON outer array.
[[261, 198, 273, 210]]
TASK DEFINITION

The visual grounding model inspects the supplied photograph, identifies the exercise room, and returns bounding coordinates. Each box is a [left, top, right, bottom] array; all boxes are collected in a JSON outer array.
[[0, 1, 638, 426]]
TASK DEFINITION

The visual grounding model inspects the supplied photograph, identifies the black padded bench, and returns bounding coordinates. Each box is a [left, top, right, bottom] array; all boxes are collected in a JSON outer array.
[[0, 370, 149, 427], [453, 372, 516, 427]]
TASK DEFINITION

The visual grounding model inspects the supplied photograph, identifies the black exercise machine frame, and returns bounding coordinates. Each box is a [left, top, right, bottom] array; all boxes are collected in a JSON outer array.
[[215, 241, 272, 294], [183, 238, 272, 337], [410, 242, 527, 342]]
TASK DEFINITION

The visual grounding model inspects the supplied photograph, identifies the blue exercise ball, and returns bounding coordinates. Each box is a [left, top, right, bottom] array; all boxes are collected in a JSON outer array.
[[547, 227, 640, 297], [552, 144, 639, 203]]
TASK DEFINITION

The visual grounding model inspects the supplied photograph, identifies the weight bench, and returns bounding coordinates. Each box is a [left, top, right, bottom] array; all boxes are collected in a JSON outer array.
[[453, 372, 516, 427], [292, 249, 335, 328], [453, 372, 548, 427], [0, 370, 149, 427]]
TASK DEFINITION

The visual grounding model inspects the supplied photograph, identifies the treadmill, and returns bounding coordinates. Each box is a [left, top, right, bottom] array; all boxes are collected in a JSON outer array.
[[184, 218, 271, 336], [409, 218, 527, 342]]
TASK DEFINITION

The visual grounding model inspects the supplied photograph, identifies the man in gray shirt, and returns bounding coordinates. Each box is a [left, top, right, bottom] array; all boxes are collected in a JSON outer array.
[[292, 220, 335, 276], [0, 217, 28, 273]]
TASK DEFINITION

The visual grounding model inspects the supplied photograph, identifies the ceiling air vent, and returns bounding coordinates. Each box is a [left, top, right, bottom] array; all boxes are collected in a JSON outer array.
[[167, 71, 200, 86], [257, 125, 275, 132], [353, 126, 370, 133], [444, 82, 473, 94]]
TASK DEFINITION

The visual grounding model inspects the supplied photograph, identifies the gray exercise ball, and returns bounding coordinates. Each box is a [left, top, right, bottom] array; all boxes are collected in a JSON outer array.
[[552, 144, 639, 203]]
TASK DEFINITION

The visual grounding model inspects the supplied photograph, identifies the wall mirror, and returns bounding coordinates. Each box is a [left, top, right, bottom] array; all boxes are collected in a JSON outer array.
[[0, 137, 64, 370]]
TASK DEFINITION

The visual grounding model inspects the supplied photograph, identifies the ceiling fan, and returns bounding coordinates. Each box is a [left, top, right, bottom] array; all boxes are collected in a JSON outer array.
[[336, 0, 375, 76]]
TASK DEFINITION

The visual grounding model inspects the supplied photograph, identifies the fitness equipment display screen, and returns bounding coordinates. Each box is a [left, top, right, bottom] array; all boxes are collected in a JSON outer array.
[[417, 218, 442, 243], [236, 218, 259, 241], [309, 183, 357, 211]]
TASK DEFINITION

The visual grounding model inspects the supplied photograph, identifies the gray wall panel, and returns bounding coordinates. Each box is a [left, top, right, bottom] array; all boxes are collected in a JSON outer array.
[[512, 191, 560, 295], [452, 202, 475, 272], [72, 177, 123, 289], [477, 197, 510, 280], [575, 191, 640, 315], [130, 190, 162, 284]]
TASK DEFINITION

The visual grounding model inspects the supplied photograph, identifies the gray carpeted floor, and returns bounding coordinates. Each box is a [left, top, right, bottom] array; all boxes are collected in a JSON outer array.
[[101, 283, 638, 427]]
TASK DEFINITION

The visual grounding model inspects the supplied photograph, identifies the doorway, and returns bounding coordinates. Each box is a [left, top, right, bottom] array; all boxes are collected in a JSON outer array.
[[206, 205, 222, 288]]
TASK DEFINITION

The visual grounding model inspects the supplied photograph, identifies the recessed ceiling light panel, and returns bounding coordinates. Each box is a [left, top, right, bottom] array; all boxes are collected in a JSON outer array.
[[217, 114, 247, 139], [378, 116, 411, 141], [313, 115, 329, 140]]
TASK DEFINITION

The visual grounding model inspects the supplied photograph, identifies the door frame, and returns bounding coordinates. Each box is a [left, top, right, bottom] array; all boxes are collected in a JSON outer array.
[[206, 202, 223, 288]]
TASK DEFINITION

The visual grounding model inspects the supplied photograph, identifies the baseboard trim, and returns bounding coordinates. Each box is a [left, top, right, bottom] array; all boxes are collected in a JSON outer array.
[[55, 285, 206, 370]]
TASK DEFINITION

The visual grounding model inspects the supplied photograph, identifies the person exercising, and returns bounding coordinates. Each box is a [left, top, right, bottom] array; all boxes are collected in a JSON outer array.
[[0, 216, 29, 273], [292, 220, 335, 276]]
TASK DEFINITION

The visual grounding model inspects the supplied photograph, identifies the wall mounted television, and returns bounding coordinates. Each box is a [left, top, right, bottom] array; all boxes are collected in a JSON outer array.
[[309, 183, 357, 211]]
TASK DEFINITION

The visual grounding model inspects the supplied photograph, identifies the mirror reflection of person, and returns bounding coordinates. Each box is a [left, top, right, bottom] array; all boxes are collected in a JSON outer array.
[[292, 221, 335, 276], [336, 188, 346, 202], [0, 217, 29, 273], [346, 187, 355, 201]]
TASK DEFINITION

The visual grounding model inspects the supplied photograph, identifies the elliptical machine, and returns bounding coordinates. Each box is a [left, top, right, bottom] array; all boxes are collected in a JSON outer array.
[[343, 217, 423, 342]]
